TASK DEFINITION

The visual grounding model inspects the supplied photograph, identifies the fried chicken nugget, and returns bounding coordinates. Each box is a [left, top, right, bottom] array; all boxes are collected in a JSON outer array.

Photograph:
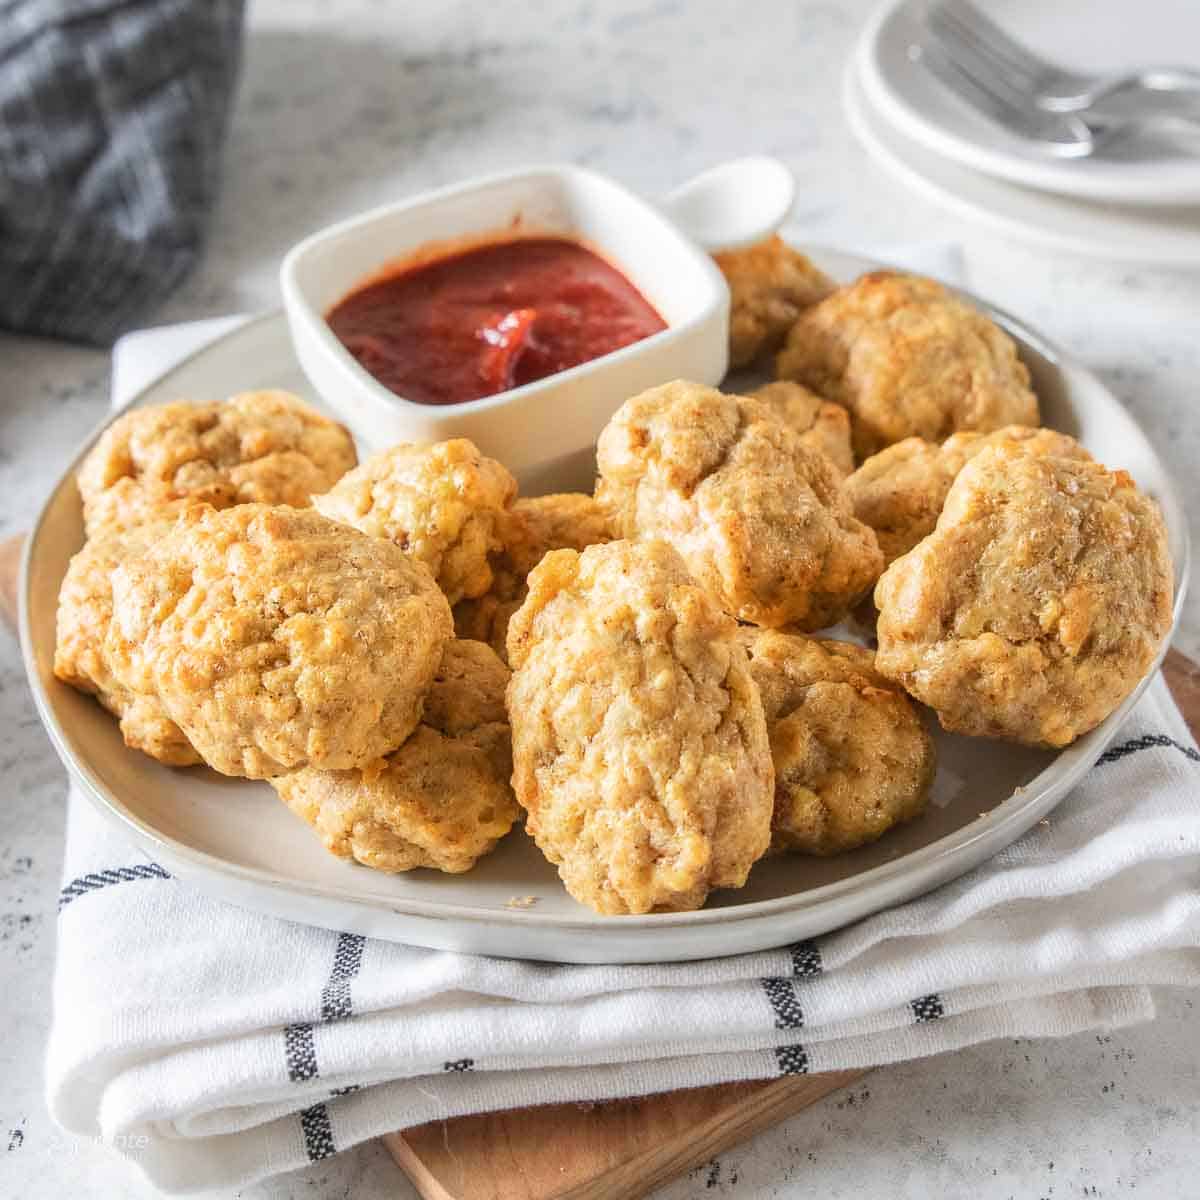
[[77, 391, 357, 537], [751, 380, 854, 477], [846, 426, 1091, 566], [105, 504, 453, 778], [452, 493, 613, 661], [506, 539, 774, 914], [313, 439, 517, 605], [740, 630, 934, 855], [776, 272, 1039, 459], [874, 446, 1173, 748], [714, 235, 835, 367], [501, 493, 614, 576], [595, 381, 882, 630], [271, 640, 518, 873], [54, 514, 200, 766]]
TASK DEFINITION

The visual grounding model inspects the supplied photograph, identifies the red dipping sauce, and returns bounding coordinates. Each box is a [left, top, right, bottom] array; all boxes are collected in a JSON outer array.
[[326, 237, 666, 406]]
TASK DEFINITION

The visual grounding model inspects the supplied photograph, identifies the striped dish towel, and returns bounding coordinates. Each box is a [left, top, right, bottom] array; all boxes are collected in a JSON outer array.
[[43, 312, 1200, 1194]]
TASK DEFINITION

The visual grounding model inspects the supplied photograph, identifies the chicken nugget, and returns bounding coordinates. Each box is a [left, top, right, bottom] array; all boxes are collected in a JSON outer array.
[[596, 381, 882, 629], [740, 630, 933, 854], [714, 235, 835, 367], [54, 514, 200, 766], [846, 426, 1090, 566], [77, 390, 356, 537], [874, 446, 1173, 747], [777, 272, 1038, 459], [272, 640, 517, 873], [314, 438, 516, 605], [506, 539, 773, 914], [106, 504, 452, 777]]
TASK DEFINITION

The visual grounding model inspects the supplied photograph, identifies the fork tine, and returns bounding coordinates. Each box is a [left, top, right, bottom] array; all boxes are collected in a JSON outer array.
[[928, 1, 1050, 86], [925, 9, 1041, 105], [915, 39, 1094, 155], [917, 40, 1034, 124]]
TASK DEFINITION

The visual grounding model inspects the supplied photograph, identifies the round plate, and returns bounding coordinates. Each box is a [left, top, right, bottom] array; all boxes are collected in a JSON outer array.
[[845, 63, 1200, 267], [20, 250, 1190, 963], [859, 0, 1200, 206]]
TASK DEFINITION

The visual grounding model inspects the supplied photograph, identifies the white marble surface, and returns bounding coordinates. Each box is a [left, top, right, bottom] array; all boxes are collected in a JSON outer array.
[[1, 1, 1197, 1196]]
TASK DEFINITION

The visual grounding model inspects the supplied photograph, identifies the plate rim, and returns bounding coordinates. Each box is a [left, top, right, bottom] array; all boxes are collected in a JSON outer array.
[[20, 285, 1192, 937], [858, 0, 1200, 206]]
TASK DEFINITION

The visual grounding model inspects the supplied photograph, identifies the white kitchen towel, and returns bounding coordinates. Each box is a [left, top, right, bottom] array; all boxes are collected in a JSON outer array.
[[45, 288, 1200, 1194]]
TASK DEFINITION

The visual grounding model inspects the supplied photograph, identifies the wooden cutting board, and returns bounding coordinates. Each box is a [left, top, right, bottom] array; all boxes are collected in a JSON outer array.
[[385, 1071, 869, 1200], [0, 535, 19, 627], [2, 533, 1196, 1200]]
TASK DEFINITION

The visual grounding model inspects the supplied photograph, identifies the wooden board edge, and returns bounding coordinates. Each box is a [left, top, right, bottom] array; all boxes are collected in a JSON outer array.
[[1163, 646, 1200, 728], [0, 534, 22, 629], [383, 1070, 869, 1200], [384, 1131, 460, 1200]]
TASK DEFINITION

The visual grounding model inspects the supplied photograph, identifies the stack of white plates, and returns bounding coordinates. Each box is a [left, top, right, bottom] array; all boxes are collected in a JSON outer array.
[[847, 0, 1200, 266]]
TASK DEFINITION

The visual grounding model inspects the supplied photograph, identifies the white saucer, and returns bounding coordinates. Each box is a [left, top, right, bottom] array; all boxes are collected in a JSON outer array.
[[858, 0, 1200, 207], [845, 61, 1200, 267]]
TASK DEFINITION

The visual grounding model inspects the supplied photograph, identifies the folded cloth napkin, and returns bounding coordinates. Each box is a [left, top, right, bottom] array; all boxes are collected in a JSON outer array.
[[0, 0, 244, 345], [45, 294, 1200, 1194]]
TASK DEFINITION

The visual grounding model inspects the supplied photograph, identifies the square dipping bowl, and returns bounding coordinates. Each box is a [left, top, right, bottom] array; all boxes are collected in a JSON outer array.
[[280, 164, 730, 493]]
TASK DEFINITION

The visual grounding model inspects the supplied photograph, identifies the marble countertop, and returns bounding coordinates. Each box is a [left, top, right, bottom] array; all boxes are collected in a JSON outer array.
[[1, 2, 1197, 1196]]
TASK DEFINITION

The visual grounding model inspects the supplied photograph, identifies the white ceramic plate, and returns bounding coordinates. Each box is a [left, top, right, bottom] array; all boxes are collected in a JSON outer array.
[[845, 62, 1200, 267], [20, 249, 1190, 963], [859, 0, 1200, 206]]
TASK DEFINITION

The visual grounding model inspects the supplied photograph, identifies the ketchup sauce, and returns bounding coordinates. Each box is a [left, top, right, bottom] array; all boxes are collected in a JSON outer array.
[[326, 237, 666, 407]]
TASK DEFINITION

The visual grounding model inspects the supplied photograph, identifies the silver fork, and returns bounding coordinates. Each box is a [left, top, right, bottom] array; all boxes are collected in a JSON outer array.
[[928, 0, 1200, 113], [911, 39, 1112, 157]]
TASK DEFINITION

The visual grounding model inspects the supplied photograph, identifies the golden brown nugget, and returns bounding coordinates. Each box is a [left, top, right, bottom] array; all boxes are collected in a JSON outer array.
[[272, 640, 518, 873], [313, 439, 517, 605], [452, 493, 614, 660], [714, 235, 835, 368], [77, 391, 356, 537], [874, 447, 1173, 748], [499, 493, 614, 576], [740, 630, 934, 855], [506, 539, 773, 915], [595, 381, 882, 630], [451, 580, 522, 665], [751, 380, 854, 477], [106, 504, 453, 778], [776, 272, 1038, 459], [54, 516, 200, 766], [846, 426, 1091, 566]]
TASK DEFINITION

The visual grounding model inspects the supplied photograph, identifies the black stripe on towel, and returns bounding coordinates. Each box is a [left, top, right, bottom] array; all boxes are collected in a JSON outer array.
[[320, 933, 367, 1021], [287, 932, 369, 1161], [911, 994, 945, 1023], [299, 1104, 336, 1161], [443, 1058, 475, 1072], [761, 978, 805, 1029], [1098, 734, 1200, 766], [284, 1023, 319, 1083], [789, 940, 823, 978], [775, 1044, 810, 1075], [58, 862, 171, 910]]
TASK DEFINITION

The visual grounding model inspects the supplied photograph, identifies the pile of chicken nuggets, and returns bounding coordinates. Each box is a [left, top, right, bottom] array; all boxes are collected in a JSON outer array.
[[55, 242, 1175, 916]]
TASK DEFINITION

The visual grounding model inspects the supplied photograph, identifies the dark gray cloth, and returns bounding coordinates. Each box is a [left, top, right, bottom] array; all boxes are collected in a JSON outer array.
[[0, 0, 245, 345]]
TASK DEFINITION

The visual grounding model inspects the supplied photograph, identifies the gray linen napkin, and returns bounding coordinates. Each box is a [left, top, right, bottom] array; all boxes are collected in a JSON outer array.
[[0, 0, 245, 344]]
